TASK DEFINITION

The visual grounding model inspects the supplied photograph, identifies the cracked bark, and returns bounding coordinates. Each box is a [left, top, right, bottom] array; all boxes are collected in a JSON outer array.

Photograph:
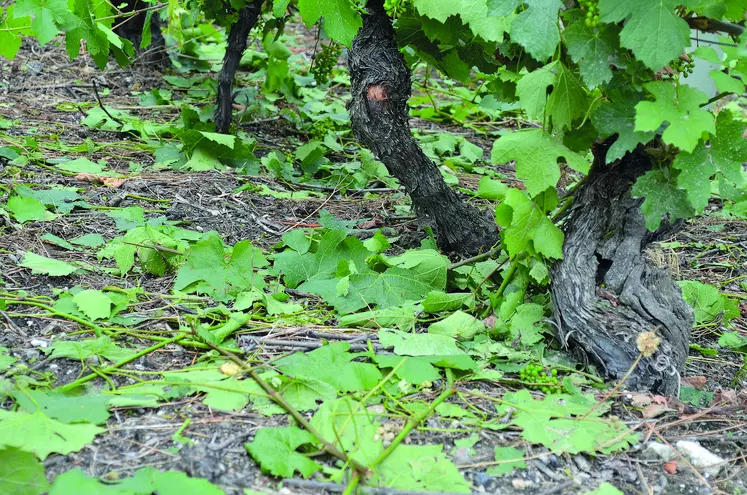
[[551, 145, 693, 395], [347, 0, 498, 255]]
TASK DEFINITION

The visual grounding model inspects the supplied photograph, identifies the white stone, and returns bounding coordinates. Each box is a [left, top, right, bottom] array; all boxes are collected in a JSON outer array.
[[675, 441, 725, 477], [642, 442, 676, 461]]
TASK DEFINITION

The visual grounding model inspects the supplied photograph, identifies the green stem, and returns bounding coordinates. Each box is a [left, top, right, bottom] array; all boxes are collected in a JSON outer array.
[[371, 370, 455, 469], [494, 262, 518, 300], [58, 333, 186, 392], [449, 247, 501, 270], [2, 299, 103, 336], [719, 274, 747, 288], [201, 340, 370, 476], [125, 193, 171, 204]]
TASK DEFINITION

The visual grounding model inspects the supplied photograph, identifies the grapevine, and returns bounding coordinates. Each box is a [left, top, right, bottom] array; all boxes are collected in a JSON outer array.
[[520, 362, 562, 394], [310, 42, 342, 85], [668, 55, 695, 78], [383, 0, 410, 18], [579, 0, 600, 27]]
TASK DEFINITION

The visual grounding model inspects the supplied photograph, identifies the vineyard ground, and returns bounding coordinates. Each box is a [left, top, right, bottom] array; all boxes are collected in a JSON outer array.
[[2, 35, 747, 495]]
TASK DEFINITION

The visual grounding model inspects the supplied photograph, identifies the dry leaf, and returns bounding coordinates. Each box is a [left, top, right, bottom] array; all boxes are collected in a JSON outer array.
[[483, 313, 498, 329], [358, 217, 383, 229], [711, 388, 739, 406], [75, 173, 104, 184], [629, 392, 652, 407], [641, 404, 670, 418], [74, 173, 126, 188], [682, 376, 707, 390], [103, 177, 126, 188]]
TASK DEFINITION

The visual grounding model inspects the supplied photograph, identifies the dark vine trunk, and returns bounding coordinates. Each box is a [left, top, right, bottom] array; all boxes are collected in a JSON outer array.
[[347, 0, 498, 255], [214, 1, 264, 134], [114, 0, 167, 66], [551, 145, 693, 396]]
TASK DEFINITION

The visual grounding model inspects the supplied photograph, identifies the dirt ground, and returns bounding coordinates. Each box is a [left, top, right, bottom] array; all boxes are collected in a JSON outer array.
[[2, 34, 747, 495]]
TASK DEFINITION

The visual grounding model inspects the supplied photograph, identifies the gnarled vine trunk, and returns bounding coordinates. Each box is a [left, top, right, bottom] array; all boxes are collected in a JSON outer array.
[[114, 0, 167, 66], [214, 1, 264, 134], [551, 145, 693, 395], [347, 0, 498, 255]]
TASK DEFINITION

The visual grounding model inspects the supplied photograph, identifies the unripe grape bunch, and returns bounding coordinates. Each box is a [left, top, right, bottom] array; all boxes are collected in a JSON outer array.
[[310, 42, 342, 85], [669, 55, 695, 78], [579, 0, 600, 27], [383, 0, 410, 18], [520, 362, 562, 394]]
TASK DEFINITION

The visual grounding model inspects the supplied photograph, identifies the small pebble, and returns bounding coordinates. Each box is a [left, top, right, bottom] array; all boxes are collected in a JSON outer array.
[[29, 338, 49, 348]]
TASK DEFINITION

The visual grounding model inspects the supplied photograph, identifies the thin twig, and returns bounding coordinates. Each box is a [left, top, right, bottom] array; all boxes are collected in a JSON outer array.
[[91, 79, 123, 125], [449, 246, 501, 270]]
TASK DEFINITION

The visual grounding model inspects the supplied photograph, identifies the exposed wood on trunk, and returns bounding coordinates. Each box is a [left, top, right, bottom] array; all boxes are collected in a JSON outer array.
[[214, 0, 264, 134], [347, 0, 498, 255], [551, 145, 693, 396]]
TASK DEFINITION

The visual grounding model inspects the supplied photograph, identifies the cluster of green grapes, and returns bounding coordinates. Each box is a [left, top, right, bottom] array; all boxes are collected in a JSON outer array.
[[383, 0, 410, 18], [669, 57, 695, 78], [520, 362, 562, 394], [310, 42, 342, 85], [579, 0, 600, 27], [309, 118, 337, 140]]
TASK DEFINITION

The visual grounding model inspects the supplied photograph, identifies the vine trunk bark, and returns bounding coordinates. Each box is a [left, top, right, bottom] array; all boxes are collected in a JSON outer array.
[[347, 0, 498, 255], [214, 0, 264, 134], [114, 0, 167, 66], [551, 145, 693, 395]]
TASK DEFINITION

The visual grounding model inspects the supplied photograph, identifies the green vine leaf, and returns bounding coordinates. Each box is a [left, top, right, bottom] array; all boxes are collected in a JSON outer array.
[[635, 82, 715, 153], [19, 252, 76, 276], [274, 229, 370, 288], [515, 61, 586, 129], [13, 0, 72, 45], [311, 397, 383, 464], [491, 129, 589, 197], [276, 342, 382, 393], [487, 446, 527, 476], [496, 389, 638, 454], [516, 62, 557, 123], [245, 427, 321, 478], [591, 91, 655, 163], [371, 444, 471, 493], [632, 169, 695, 231], [495, 188, 564, 260], [0, 6, 31, 60], [546, 63, 587, 131], [599, 0, 690, 70], [173, 235, 268, 302], [0, 448, 49, 495], [674, 111, 747, 211], [508, 0, 564, 61], [563, 23, 621, 88], [297, 0, 362, 47], [72, 289, 113, 321], [0, 410, 104, 460]]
